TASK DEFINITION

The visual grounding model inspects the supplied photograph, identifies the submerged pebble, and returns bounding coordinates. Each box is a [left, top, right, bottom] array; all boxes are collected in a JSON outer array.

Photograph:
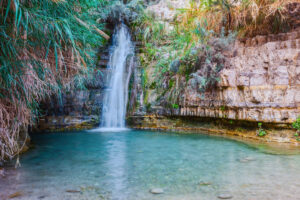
[[149, 188, 164, 194], [198, 181, 212, 186], [244, 157, 256, 161], [238, 157, 256, 163], [218, 192, 233, 199]]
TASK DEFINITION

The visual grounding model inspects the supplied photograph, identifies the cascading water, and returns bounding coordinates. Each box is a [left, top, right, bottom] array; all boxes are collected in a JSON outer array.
[[98, 24, 134, 131]]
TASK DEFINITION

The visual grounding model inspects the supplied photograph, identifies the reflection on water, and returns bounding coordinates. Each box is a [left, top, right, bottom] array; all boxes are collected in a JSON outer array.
[[106, 135, 128, 199], [1, 130, 300, 200]]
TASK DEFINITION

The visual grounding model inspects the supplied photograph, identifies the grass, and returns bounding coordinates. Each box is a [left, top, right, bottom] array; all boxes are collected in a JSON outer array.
[[186, 0, 300, 37]]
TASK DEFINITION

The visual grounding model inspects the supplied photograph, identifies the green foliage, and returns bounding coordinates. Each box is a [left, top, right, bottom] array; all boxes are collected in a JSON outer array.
[[149, 81, 157, 90], [292, 116, 300, 140], [292, 116, 300, 132], [257, 123, 267, 137], [141, 67, 147, 91], [133, 4, 236, 106], [0, 0, 115, 161], [172, 104, 179, 109], [1, 0, 107, 99], [145, 102, 152, 112], [220, 106, 226, 111]]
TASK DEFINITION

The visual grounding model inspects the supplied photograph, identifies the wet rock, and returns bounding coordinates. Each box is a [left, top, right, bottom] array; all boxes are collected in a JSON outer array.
[[8, 191, 24, 199], [238, 157, 256, 163], [217, 192, 233, 199], [36, 88, 103, 132], [149, 188, 164, 194]]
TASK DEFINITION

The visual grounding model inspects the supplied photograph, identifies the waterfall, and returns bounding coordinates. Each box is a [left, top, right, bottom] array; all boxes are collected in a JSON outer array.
[[99, 24, 134, 131]]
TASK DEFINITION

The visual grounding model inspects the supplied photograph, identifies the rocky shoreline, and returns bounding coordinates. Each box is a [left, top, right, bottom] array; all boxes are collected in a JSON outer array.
[[128, 115, 300, 145]]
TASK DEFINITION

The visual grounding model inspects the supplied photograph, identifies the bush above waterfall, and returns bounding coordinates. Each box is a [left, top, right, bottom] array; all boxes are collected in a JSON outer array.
[[97, 0, 145, 24]]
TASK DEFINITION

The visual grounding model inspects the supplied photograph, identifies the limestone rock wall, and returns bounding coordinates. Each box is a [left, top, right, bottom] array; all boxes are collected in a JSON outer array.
[[35, 69, 111, 132], [179, 28, 300, 125], [35, 46, 113, 132], [142, 0, 299, 126], [36, 88, 103, 132], [147, 0, 190, 22]]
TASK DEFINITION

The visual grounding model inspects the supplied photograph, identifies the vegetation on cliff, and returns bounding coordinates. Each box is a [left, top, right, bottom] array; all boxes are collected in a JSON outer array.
[[134, 0, 300, 109], [293, 116, 300, 136], [187, 0, 300, 37]]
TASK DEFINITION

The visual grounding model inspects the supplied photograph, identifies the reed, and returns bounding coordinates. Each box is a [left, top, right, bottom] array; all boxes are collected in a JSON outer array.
[[0, 0, 111, 161]]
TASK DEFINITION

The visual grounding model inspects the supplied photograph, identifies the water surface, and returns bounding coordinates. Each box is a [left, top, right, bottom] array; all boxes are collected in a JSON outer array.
[[1, 130, 300, 200]]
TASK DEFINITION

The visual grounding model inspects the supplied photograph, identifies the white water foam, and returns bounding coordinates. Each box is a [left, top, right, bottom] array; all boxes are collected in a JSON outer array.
[[91, 24, 134, 132]]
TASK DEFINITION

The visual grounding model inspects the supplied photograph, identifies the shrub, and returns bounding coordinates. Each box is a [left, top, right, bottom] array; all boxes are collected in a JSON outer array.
[[292, 116, 300, 136], [172, 104, 179, 109], [185, 0, 300, 37], [257, 123, 267, 137]]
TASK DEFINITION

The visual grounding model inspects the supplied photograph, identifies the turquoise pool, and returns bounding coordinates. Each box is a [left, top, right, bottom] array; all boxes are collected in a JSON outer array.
[[1, 130, 300, 200]]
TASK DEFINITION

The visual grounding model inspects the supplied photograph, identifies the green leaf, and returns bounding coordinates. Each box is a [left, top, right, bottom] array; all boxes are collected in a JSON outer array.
[[16, 8, 22, 33], [54, 43, 58, 72], [4, 0, 11, 24], [54, 22, 64, 41], [14, 0, 19, 26], [45, 40, 52, 59]]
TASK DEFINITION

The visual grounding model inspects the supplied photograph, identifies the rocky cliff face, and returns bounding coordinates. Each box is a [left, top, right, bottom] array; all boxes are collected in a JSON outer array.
[[36, 79, 105, 132], [147, 0, 190, 22], [35, 42, 141, 132], [129, 28, 300, 143], [179, 28, 300, 125], [141, 0, 300, 126], [37, 89, 102, 132]]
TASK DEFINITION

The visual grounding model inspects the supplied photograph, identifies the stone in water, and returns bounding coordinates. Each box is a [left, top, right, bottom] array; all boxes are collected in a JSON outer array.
[[150, 188, 164, 194], [199, 181, 212, 186], [66, 190, 81, 193], [218, 193, 233, 199]]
